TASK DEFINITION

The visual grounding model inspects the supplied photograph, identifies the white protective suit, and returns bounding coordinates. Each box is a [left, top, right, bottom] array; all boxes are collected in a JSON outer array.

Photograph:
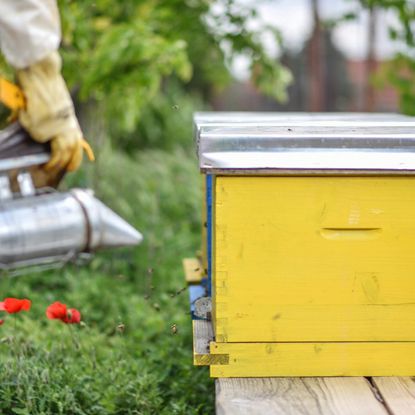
[[0, 0, 92, 173], [0, 0, 60, 69]]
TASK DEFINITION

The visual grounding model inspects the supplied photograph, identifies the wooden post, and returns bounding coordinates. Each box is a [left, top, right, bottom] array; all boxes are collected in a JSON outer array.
[[364, 4, 378, 111], [308, 0, 326, 111]]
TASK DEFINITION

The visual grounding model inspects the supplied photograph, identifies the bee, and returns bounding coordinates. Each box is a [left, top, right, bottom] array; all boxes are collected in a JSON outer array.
[[117, 323, 125, 334], [171, 324, 178, 335], [170, 286, 187, 298]]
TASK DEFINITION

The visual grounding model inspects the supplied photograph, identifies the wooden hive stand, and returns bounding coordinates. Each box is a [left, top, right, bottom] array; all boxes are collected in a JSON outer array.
[[194, 319, 415, 415]]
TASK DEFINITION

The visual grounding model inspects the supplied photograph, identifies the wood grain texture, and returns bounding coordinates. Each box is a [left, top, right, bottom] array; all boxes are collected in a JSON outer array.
[[214, 176, 415, 343], [210, 342, 415, 377], [372, 377, 415, 415], [193, 320, 213, 354], [216, 377, 388, 415], [193, 320, 228, 366], [214, 304, 415, 343], [182, 258, 203, 284]]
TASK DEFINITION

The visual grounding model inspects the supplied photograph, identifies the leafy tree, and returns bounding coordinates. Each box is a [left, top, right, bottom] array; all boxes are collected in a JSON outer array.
[[57, 0, 292, 147], [373, 0, 415, 115], [350, 0, 415, 114]]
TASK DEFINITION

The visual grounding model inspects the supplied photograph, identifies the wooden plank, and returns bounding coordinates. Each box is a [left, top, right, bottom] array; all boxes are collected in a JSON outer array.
[[210, 341, 415, 377], [192, 320, 228, 366], [183, 258, 203, 284], [372, 377, 415, 415], [216, 377, 388, 415], [193, 319, 213, 364], [215, 176, 415, 343], [214, 304, 415, 343]]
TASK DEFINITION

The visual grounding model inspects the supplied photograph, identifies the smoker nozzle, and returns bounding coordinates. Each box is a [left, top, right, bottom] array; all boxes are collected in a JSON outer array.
[[0, 188, 143, 273]]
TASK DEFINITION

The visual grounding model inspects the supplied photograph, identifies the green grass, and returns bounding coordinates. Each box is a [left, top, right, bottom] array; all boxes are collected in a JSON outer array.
[[0, 146, 214, 414]]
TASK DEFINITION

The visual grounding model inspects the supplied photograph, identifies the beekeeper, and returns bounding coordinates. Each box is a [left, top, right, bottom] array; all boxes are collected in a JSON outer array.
[[0, 0, 90, 173]]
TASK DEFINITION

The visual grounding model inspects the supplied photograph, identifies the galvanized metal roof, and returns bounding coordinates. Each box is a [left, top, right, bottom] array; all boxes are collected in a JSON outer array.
[[194, 112, 415, 174]]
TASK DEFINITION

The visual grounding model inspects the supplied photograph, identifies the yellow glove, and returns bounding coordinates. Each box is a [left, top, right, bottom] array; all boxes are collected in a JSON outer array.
[[16, 51, 94, 172]]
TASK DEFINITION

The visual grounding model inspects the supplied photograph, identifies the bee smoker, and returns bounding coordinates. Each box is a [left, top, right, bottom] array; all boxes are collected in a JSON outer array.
[[0, 122, 142, 273]]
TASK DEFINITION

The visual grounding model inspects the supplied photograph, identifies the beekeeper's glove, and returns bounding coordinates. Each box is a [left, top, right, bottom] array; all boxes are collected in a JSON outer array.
[[16, 50, 94, 172]]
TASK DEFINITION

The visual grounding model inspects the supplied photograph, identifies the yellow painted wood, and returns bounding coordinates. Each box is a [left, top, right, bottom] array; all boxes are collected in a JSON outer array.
[[215, 304, 415, 342], [214, 176, 415, 343], [209, 341, 415, 378], [182, 258, 203, 284]]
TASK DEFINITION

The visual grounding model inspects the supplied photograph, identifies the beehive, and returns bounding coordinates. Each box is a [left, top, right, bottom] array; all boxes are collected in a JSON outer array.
[[188, 112, 415, 378]]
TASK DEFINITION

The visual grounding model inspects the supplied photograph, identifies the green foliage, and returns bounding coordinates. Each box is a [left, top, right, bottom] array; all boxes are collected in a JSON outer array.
[[57, 0, 291, 142], [0, 147, 213, 414], [372, 0, 415, 115], [347, 0, 415, 114], [112, 81, 206, 152], [329, 0, 415, 114]]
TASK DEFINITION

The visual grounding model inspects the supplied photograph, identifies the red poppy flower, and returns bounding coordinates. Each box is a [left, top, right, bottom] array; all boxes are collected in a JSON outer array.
[[46, 302, 67, 320], [0, 319, 4, 325], [46, 302, 81, 324], [64, 308, 81, 324], [0, 298, 31, 314]]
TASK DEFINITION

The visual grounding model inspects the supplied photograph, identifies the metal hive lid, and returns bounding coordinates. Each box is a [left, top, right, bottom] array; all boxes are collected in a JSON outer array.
[[194, 112, 415, 175]]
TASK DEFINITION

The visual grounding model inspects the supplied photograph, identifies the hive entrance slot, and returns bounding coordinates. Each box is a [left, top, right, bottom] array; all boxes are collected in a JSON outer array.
[[320, 228, 382, 241]]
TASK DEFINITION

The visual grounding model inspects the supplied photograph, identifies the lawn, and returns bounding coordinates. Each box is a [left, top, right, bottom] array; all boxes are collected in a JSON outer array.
[[0, 146, 214, 414]]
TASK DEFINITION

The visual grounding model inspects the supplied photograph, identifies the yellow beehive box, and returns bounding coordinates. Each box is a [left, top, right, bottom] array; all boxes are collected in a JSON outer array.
[[191, 112, 415, 377]]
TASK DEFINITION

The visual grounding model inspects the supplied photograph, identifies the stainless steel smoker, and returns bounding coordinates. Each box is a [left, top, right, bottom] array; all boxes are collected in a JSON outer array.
[[0, 123, 142, 273]]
